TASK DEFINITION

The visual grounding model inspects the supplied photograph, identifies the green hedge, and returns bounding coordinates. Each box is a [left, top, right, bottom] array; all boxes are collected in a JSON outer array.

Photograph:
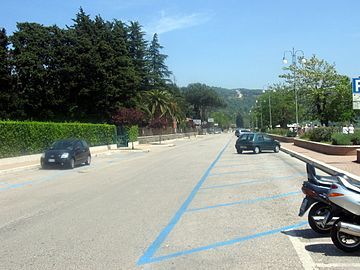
[[0, 121, 117, 158], [331, 133, 352, 145], [301, 127, 338, 143], [331, 130, 360, 145]]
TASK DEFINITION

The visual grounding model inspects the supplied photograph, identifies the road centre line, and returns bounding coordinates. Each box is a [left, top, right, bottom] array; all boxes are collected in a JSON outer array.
[[201, 173, 306, 190], [139, 221, 308, 265], [137, 139, 232, 266], [187, 191, 301, 212]]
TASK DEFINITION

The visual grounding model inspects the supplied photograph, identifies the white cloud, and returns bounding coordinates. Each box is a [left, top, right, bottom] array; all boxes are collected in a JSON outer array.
[[147, 11, 211, 35]]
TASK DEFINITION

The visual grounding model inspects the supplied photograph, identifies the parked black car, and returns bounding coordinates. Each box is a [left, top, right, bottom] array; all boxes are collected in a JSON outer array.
[[235, 132, 280, 154], [40, 139, 91, 169]]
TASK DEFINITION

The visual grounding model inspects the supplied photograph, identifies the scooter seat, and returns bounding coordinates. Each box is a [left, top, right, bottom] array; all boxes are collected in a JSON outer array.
[[306, 163, 338, 186]]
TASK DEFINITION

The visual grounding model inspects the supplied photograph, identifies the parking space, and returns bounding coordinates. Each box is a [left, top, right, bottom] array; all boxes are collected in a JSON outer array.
[[138, 138, 360, 269]]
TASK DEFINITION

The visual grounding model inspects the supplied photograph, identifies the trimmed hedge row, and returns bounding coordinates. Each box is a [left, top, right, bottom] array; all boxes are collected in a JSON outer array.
[[0, 121, 117, 158]]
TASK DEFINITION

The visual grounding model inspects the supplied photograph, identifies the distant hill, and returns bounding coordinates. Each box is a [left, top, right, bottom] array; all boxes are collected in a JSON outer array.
[[210, 87, 262, 126]]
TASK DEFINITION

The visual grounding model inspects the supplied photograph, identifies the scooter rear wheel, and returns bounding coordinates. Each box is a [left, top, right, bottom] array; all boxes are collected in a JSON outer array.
[[308, 202, 332, 234], [331, 219, 360, 252]]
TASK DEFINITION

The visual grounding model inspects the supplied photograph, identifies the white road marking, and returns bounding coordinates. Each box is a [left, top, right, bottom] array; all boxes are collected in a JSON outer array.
[[287, 233, 317, 270], [316, 263, 360, 268]]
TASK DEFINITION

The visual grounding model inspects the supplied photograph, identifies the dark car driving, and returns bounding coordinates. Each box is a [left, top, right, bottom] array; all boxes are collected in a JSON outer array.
[[235, 132, 280, 154], [40, 139, 91, 169]]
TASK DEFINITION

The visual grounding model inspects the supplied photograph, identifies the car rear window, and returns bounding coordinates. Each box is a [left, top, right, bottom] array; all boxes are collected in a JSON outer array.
[[239, 134, 254, 141]]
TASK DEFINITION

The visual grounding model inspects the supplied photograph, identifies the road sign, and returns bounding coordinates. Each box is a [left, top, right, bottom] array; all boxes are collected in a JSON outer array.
[[352, 77, 360, 93], [352, 77, 360, 109], [208, 118, 214, 123]]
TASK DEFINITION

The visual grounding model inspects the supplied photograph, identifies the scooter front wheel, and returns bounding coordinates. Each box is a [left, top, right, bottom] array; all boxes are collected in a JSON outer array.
[[308, 202, 332, 234], [331, 219, 360, 252]]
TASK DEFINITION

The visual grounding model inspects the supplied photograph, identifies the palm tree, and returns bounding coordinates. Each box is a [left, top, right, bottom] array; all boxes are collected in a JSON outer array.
[[137, 89, 183, 122]]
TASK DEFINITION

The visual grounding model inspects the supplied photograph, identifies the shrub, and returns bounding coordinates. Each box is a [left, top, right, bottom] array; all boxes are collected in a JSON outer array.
[[0, 121, 116, 158], [305, 127, 338, 142], [331, 133, 352, 145], [351, 130, 360, 145], [126, 125, 139, 149]]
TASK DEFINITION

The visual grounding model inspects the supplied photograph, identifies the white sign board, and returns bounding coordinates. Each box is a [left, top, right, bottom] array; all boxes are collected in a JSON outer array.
[[208, 118, 214, 123], [193, 119, 201, 125]]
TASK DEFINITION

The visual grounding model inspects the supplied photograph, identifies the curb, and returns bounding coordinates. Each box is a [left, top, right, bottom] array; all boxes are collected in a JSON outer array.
[[0, 150, 122, 175], [281, 147, 360, 182]]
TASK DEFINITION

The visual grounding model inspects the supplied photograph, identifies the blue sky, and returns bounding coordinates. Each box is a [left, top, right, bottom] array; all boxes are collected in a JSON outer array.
[[2, 0, 360, 89]]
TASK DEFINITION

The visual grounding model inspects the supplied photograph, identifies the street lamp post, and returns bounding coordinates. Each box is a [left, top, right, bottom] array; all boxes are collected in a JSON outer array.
[[263, 88, 276, 129], [282, 47, 306, 130], [256, 99, 263, 130]]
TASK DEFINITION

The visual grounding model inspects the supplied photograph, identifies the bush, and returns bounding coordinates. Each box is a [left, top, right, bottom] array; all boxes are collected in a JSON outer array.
[[351, 130, 360, 145], [0, 121, 116, 158], [126, 125, 139, 149], [331, 133, 352, 145], [305, 127, 338, 142]]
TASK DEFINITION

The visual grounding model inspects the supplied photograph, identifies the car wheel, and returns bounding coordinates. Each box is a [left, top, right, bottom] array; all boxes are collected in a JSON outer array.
[[68, 158, 75, 169], [85, 155, 91, 165], [274, 145, 280, 153], [41, 159, 47, 169], [237, 149, 242, 154], [253, 146, 260, 154]]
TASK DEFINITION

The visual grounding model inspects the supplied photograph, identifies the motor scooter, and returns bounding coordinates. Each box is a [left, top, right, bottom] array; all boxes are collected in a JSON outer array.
[[325, 175, 360, 252], [299, 163, 338, 234]]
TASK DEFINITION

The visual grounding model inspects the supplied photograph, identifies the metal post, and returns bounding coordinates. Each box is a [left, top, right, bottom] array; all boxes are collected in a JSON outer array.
[[283, 47, 305, 133], [269, 94, 272, 129]]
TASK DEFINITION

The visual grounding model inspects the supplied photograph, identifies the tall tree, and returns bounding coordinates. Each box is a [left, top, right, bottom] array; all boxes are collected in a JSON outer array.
[[183, 83, 225, 121], [281, 55, 354, 126], [11, 23, 65, 119], [0, 28, 14, 119], [147, 33, 172, 88], [127, 21, 149, 91]]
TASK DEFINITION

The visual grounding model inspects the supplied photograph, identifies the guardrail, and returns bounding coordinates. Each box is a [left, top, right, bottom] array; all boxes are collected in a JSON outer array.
[[281, 147, 360, 182]]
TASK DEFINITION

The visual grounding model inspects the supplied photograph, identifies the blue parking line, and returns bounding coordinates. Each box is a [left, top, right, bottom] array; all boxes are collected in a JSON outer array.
[[187, 191, 301, 212], [202, 173, 306, 190], [138, 221, 308, 265], [137, 139, 232, 266], [209, 170, 255, 177], [0, 181, 34, 191]]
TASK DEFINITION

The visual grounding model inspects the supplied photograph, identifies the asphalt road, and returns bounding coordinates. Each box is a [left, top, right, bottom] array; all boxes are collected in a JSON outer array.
[[1, 134, 359, 270]]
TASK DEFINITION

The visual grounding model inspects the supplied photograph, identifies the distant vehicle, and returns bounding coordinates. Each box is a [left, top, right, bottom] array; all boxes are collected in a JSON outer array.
[[235, 132, 280, 154], [235, 128, 250, 137], [207, 128, 215, 134], [40, 139, 91, 169], [214, 128, 222, 134]]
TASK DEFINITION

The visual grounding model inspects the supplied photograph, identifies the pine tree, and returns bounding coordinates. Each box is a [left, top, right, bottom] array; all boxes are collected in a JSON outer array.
[[127, 21, 149, 91], [0, 28, 13, 119], [147, 33, 172, 88]]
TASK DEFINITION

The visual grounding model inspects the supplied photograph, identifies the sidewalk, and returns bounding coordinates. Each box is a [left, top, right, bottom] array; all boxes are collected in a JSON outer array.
[[281, 142, 360, 180]]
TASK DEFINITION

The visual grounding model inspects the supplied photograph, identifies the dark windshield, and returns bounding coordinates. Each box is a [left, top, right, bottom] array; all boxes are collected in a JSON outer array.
[[239, 134, 254, 141], [50, 140, 75, 150]]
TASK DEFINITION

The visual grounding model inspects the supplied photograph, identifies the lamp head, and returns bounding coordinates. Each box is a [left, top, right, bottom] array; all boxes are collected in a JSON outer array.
[[282, 57, 288, 64]]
